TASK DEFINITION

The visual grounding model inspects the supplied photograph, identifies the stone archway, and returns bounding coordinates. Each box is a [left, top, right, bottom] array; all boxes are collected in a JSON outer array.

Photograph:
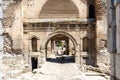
[[44, 31, 78, 62]]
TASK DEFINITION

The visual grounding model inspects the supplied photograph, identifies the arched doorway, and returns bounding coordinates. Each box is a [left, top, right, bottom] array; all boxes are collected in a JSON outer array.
[[45, 31, 77, 63]]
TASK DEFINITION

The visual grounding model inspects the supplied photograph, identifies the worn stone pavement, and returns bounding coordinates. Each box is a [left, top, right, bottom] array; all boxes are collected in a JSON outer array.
[[19, 57, 89, 80], [39, 59, 88, 80], [5, 56, 107, 80]]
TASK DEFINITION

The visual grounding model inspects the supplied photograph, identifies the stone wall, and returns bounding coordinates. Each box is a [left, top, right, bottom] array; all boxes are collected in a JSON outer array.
[[2, 0, 107, 52], [22, 0, 88, 19], [96, 14, 107, 50], [2, 0, 108, 67], [23, 29, 95, 52], [3, 1, 23, 52], [3, 33, 13, 53]]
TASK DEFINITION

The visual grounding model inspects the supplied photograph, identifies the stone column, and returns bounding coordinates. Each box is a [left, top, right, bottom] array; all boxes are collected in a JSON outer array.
[[107, 0, 117, 80], [37, 39, 40, 52], [37, 39, 42, 67], [107, 0, 116, 52], [23, 38, 29, 64], [53, 40, 56, 55], [67, 24, 70, 31], [79, 38, 84, 64], [116, 1, 120, 53], [38, 51, 43, 67], [80, 38, 83, 51], [24, 39, 31, 64], [23, 41, 27, 65], [51, 39, 54, 54], [66, 39, 69, 55], [115, 0, 120, 80], [75, 45, 80, 66], [29, 39, 32, 52], [0, 1, 3, 80]]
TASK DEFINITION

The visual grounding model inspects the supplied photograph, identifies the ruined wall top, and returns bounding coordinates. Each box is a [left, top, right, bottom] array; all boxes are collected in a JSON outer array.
[[2, 0, 107, 27], [96, 0, 107, 20]]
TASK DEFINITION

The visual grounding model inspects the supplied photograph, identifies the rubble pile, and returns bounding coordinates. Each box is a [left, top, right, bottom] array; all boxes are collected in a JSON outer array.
[[82, 48, 111, 79], [97, 48, 110, 74], [77, 48, 111, 79], [86, 65, 110, 75], [0, 53, 26, 80]]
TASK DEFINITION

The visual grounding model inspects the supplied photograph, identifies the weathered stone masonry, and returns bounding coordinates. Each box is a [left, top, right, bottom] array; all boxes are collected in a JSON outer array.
[[2, 0, 107, 71]]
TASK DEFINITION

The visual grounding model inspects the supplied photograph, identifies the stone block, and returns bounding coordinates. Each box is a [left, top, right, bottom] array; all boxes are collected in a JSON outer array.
[[116, 54, 120, 79], [110, 54, 116, 76], [107, 27, 116, 53], [9, 70, 22, 78], [75, 56, 80, 65]]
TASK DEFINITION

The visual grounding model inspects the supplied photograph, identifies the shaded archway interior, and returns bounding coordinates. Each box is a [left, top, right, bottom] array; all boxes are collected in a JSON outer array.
[[45, 34, 76, 63], [39, 0, 79, 18]]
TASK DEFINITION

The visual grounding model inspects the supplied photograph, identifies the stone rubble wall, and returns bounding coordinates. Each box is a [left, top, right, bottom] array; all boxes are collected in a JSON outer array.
[[96, 48, 110, 76], [2, 0, 23, 52], [96, 14, 107, 50], [3, 33, 13, 53], [2, 1, 22, 53], [96, 0, 108, 54], [0, 54, 26, 80], [2, 0, 21, 28], [96, 0, 107, 20]]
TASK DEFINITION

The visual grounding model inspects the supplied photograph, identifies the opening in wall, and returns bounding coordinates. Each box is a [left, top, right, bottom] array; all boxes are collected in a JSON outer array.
[[83, 37, 89, 51], [31, 37, 37, 52], [31, 57, 38, 71], [89, 4, 95, 18]]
